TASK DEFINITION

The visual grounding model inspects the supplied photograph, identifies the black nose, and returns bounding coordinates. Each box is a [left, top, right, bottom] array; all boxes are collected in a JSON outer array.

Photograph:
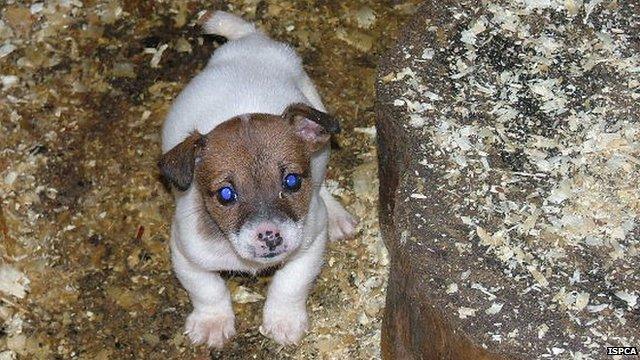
[[258, 231, 283, 251]]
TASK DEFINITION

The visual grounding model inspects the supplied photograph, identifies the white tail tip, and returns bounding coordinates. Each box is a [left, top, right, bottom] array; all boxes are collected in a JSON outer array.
[[198, 11, 256, 40]]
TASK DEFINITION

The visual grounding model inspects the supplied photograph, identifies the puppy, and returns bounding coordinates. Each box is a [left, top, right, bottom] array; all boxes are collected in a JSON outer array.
[[159, 11, 357, 348]]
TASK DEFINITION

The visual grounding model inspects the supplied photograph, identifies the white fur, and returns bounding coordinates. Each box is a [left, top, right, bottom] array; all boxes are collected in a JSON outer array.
[[162, 11, 356, 348], [229, 218, 302, 262]]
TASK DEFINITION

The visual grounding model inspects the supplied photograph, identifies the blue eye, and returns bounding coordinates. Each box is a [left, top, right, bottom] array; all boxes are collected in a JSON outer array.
[[283, 173, 302, 192], [217, 186, 237, 205]]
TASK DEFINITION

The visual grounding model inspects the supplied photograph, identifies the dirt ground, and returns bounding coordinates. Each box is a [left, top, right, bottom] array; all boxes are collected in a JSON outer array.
[[0, 0, 420, 359]]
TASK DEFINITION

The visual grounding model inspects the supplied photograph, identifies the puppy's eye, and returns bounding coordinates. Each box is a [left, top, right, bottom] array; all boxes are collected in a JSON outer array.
[[216, 186, 237, 205], [282, 173, 302, 192]]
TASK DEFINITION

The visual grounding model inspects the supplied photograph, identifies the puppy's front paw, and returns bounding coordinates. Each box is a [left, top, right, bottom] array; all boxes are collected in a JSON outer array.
[[328, 209, 358, 241], [260, 306, 308, 345], [185, 310, 236, 348]]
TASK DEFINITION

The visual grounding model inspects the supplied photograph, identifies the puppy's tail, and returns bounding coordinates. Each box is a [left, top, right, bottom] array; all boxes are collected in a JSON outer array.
[[198, 11, 257, 40]]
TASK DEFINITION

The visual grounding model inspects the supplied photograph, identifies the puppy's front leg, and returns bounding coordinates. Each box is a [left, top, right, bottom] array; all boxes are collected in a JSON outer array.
[[260, 232, 326, 345], [172, 239, 235, 348]]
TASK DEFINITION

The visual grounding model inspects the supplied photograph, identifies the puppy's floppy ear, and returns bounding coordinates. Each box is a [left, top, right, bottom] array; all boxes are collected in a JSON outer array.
[[282, 103, 340, 152], [158, 132, 205, 191]]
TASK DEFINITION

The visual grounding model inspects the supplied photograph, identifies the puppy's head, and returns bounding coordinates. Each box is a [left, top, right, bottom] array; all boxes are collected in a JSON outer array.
[[159, 103, 339, 264]]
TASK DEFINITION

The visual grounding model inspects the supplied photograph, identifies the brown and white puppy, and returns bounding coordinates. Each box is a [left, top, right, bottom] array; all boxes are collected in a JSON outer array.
[[161, 105, 339, 264], [160, 12, 356, 348]]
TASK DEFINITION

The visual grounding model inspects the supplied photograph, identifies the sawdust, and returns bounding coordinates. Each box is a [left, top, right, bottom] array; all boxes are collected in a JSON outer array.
[[0, 0, 419, 358]]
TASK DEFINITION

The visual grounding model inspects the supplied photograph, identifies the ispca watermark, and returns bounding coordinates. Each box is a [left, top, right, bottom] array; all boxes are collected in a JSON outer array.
[[606, 346, 638, 356]]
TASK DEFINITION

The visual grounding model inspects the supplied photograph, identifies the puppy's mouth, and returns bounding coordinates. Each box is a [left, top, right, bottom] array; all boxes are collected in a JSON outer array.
[[252, 244, 290, 261], [262, 250, 286, 259]]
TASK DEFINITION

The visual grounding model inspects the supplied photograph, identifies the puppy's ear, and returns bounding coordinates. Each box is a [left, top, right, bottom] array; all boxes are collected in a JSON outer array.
[[282, 103, 340, 152], [158, 132, 205, 191]]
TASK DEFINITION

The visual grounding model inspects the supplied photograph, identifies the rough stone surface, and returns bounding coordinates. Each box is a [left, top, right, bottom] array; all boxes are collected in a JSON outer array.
[[377, 0, 639, 359]]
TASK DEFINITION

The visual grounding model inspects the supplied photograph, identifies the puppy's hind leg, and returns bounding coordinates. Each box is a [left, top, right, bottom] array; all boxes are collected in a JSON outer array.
[[320, 186, 358, 241]]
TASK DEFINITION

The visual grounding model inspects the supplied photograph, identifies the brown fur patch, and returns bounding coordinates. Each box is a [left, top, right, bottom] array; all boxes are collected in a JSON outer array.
[[158, 132, 204, 191], [160, 104, 339, 237], [195, 114, 315, 235]]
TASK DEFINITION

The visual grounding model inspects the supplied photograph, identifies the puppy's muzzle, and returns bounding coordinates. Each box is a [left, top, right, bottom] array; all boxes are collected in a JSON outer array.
[[258, 230, 283, 252], [254, 222, 287, 258]]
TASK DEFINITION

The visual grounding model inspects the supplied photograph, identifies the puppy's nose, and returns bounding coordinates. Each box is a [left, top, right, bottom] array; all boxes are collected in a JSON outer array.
[[257, 229, 283, 251]]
